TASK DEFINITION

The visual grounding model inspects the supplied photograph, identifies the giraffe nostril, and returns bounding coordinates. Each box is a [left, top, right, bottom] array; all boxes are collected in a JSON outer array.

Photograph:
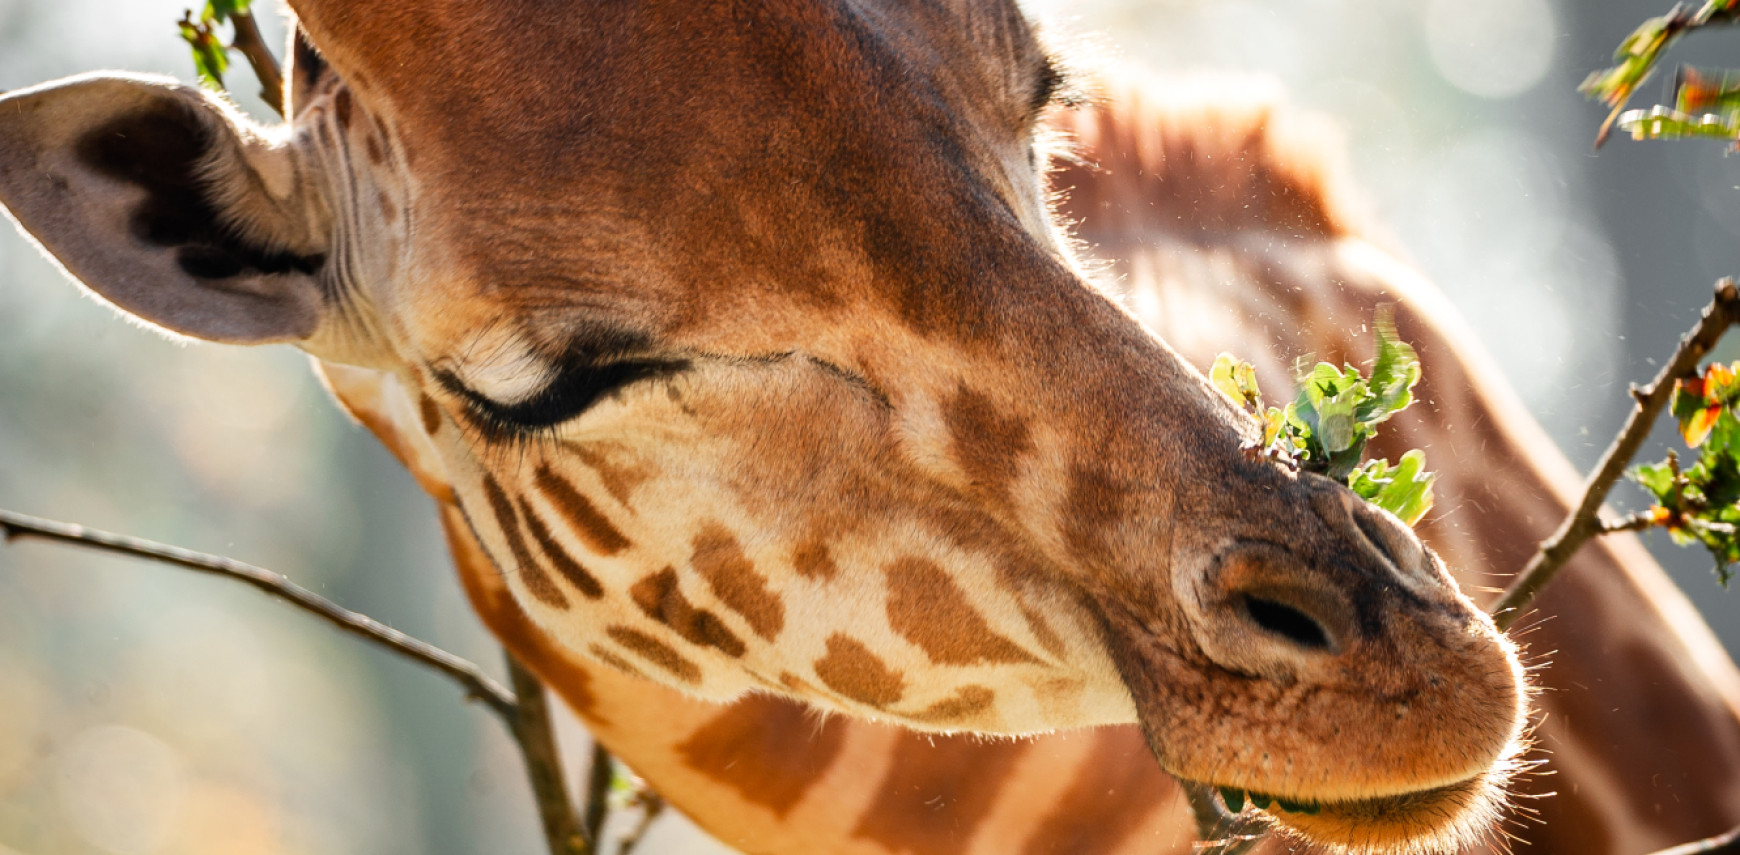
[[1242, 594, 1333, 652]]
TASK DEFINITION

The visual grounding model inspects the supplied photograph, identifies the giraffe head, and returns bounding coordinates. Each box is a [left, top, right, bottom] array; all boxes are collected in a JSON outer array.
[[0, 1, 1524, 851]]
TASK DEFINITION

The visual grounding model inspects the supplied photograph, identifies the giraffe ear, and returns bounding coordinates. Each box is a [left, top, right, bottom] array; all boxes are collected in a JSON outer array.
[[0, 73, 328, 344]]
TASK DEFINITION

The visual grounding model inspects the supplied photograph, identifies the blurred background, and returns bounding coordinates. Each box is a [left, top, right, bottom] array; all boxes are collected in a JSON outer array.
[[0, 1, 1735, 853]]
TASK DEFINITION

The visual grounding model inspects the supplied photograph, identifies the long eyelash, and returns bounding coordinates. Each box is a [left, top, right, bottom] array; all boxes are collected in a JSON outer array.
[[439, 358, 690, 444]]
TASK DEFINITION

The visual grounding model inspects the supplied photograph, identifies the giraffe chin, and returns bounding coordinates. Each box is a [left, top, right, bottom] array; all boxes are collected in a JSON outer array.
[[1207, 748, 1523, 855]]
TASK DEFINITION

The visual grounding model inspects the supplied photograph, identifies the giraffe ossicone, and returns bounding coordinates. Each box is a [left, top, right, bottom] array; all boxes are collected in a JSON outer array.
[[0, 2, 1527, 851]]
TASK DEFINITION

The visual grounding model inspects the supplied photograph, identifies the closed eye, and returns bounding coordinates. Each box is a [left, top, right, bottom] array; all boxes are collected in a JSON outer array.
[[437, 356, 689, 437]]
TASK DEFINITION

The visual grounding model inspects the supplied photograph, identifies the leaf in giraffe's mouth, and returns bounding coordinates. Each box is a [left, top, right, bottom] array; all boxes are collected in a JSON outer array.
[[1218, 786, 1320, 815]]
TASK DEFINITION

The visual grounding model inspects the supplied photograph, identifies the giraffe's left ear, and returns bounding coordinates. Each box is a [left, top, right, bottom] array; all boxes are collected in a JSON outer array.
[[0, 73, 329, 344]]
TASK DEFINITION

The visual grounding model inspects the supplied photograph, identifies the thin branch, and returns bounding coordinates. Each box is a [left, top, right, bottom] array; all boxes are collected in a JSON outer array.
[[1181, 782, 1265, 855], [1599, 512, 1663, 534], [228, 11, 283, 115], [0, 507, 516, 720], [1650, 823, 1740, 854], [507, 655, 588, 855], [583, 742, 614, 849], [1491, 277, 1740, 629], [617, 789, 666, 855]]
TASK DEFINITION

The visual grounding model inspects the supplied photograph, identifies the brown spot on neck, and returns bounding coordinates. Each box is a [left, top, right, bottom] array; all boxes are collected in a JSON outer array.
[[480, 474, 569, 609], [334, 87, 353, 128], [1015, 601, 1067, 659], [606, 625, 700, 684], [418, 392, 441, 435], [792, 536, 839, 582], [534, 465, 631, 555], [907, 685, 996, 726], [852, 732, 1030, 853], [567, 442, 653, 507], [943, 385, 1033, 502], [814, 634, 905, 708], [629, 568, 746, 657], [586, 644, 644, 680], [691, 524, 785, 640], [517, 498, 606, 599], [1060, 463, 1130, 567], [676, 694, 848, 818], [886, 557, 1038, 666]]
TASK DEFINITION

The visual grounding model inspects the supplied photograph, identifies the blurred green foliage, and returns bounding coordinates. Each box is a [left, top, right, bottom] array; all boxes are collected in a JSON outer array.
[[1580, 0, 1740, 146]]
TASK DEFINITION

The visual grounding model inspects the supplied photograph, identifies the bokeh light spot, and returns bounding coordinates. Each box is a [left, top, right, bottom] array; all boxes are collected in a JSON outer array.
[[1425, 0, 1555, 99]]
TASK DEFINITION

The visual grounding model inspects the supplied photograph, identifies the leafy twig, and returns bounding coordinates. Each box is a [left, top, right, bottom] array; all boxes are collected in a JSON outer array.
[[229, 10, 283, 114], [0, 508, 517, 720], [1581, 0, 1740, 147], [178, 2, 283, 114], [1490, 278, 1740, 629]]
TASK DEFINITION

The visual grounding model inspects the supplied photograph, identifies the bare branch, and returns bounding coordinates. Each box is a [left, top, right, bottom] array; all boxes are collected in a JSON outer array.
[[1600, 512, 1663, 534], [1650, 823, 1740, 854], [0, 507, 517, 720], [228, 11, 283, 115], [616, 789, 666, 855], [1181, 782, 1265, 855], [583, 742, 614, 849], [506, 655, 588, 855], [1491, 277, 1740, 629]]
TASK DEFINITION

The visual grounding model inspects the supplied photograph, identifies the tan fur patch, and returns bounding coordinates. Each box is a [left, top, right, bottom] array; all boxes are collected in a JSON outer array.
[[886, 557, 1038, 666], [691, 524, 785, 640], [534, 464, 631, 555], [629, 568, 747, 657], [480, 474, 569, 609], [607, 626, 700, 684], [813, 634, 904, 708], [517, 498, 606, 599], [676, 694, 848, 818]]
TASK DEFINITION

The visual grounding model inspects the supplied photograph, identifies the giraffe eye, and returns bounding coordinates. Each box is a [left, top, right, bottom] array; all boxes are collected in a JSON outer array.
[[437, 357, 688, 436]]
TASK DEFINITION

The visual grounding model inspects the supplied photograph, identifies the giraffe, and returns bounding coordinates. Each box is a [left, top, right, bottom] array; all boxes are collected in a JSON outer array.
[[319, 74, 1740, 855], [0, 1, 1700, 852]]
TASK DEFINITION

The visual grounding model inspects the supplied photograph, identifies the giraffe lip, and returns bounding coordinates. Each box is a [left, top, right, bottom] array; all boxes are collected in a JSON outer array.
[[1198, 771, 1506, 855], [1207, 772, 1478, 817]]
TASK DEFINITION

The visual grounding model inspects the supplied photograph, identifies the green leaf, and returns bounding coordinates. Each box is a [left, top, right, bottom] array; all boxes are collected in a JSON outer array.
[[1365, 306, 1422, 419], [1631, 461, 1677, 503], [1219, 787, 1246, 812], [1349, 450, 1437, 526], [1210, 353, 1263, 412], [206, 0, 251, 22]]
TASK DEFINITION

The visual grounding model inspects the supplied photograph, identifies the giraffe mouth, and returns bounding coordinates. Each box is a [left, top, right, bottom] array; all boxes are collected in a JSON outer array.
[[1201, 768, 1510, 855]]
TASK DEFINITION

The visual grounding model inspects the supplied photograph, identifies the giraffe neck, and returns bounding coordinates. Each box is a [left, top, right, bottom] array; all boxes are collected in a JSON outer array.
[[321, 77, 1740, 855]]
